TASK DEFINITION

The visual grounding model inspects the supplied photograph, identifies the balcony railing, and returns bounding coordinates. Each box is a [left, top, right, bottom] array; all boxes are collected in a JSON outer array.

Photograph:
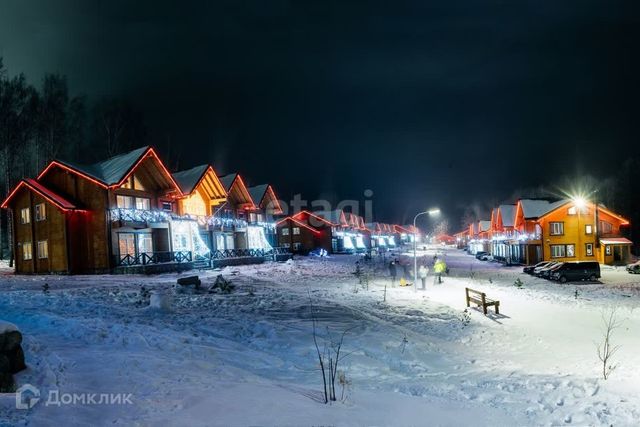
[[116, 250, 192, 266], [194, 247, 291, 261]]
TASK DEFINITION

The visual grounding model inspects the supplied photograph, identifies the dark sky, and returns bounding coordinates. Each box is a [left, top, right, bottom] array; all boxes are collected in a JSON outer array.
[[1, 0, 639, 227]]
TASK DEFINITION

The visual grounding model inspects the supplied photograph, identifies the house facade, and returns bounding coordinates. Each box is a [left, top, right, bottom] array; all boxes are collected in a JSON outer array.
[[2, 146, 192, 273]]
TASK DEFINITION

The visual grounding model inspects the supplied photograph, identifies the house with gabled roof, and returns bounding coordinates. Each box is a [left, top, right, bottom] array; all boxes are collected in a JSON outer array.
[[216, 173, 256, 250], [490, 204, 517, 263], [247, 184, 283, 248], [2, 146, 194, 273]]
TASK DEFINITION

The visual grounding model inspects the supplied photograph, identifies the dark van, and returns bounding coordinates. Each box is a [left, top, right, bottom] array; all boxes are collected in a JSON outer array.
[[550, 262, 600, 283]]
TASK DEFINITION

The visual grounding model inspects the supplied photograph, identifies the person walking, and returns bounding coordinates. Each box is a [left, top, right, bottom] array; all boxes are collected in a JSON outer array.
[[418, 265, 429, 290], [389, 261, 397, 287], [434, 258, 447, 284]]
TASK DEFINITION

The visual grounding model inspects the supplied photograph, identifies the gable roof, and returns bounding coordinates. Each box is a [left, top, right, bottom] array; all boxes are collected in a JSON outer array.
[[173, 164, 210, 194], [38, 146, 182, 194], [498, 204, 516, 227], [314, 210, 347, 226], [478, 220, 491, 232], [247, 184, 269, 206], [519, 199, 568, 219], [219, 173, 238, 193], [2, 179, 79, 211]]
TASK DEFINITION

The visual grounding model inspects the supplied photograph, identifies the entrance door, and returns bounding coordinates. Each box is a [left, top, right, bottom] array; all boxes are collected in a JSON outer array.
[[613, 245, 622, 262]]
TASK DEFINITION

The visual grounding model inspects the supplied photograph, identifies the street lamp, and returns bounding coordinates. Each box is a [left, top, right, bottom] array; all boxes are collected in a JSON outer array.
[[413, 208, 440, 291]]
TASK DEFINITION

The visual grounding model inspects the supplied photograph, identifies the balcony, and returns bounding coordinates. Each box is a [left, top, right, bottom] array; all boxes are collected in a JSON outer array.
[[115, 250, 192, 266]]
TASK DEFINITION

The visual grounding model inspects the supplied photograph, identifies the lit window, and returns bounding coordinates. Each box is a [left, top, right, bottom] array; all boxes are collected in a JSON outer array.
[[293, 227, 300, 235], [568, 207, 577, 215], [20, 208, 30, 224], [37, 240, 48, 259], [585, 224, 593, 235], [585, 243, 593, 256], [605, 246, 612, 255], [133, 175, 146, 191], [249, 213, 257, 222], [22, 242, 33, 260], [35, 203, 46, 221], [550, 222, 564, 236], [281, 228, 290, 236], [116, 195, 135, 209], [550, 245, 566, 258], [121, 177, 133, 189], [135, 198, 150, 210], [566, 244, 575, 257]]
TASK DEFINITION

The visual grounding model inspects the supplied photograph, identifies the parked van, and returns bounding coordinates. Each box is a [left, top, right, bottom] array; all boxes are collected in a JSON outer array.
[[550, 262, 601, 283]]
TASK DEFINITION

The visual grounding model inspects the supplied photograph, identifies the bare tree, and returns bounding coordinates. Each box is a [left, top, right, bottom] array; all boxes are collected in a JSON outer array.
[[597, 308, 622, 380]]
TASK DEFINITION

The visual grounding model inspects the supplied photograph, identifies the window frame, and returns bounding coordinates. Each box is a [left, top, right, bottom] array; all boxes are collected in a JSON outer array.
[[585, 224, 593, 235], [550, 244, 566, 258], [281, 228, 290, 236], [20, 207, 31, 224], [549, 222, 564, 236], [22, 242, 33, 260], [37, 240, 48, 259], [35, 203, 46, 221], [585, 243, 594, 256], [292, 227, 301, 235]]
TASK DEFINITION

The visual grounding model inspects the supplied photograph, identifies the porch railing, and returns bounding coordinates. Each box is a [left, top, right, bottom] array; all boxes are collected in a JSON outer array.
[[116, 250, 192, 266]]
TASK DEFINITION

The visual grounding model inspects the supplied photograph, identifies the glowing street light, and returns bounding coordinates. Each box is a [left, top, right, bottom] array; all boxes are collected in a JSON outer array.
[[413, 208, 440, 291]]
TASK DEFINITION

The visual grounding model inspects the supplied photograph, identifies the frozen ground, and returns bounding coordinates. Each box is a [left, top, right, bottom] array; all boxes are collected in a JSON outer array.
[[0, 246, 639, 426]]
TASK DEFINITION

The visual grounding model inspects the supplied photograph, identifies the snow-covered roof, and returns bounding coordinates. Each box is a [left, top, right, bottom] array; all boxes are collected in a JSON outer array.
[[58, 146, 150, 186], [173, 164, 209, 194], [478, 220, 491, 232], [600, 238, 633, 245], [498, 204, 516, 227], [519, 199, 568, 219], [1, 179, 79, 210], [218, 174, 238, 192], [314, 210, 346, 225], [247, 184, 269, 206]]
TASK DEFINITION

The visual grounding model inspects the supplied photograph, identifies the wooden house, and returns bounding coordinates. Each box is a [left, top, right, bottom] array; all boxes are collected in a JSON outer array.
[[490, 204, 516, 263], [2, 146, 189, 273], [247, 184, 283, 248], [172, 164, 228, 253], [217, 173, 256, 250]]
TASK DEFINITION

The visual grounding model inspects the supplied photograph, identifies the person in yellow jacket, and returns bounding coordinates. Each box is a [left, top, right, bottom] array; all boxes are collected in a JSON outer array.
[[433, 259, 447, 284]]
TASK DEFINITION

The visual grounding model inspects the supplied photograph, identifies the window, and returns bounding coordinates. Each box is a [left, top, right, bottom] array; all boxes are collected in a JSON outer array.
[[568, 207, 577, 215], [292, 227, 301, 235], [585, 243, 594, 256], [585, 224, 593, 235], [22, 242, 32, 260], [293, 242, 302, 251], [249, 213, 257, 222], [35, 203, 46, 221], [138, 233, 153, 254], [162, 201, 172, 211], [566, 244, 575, 257], [281, 228, 290, 236], [550, 222, 564, 236], [600, 221, 613, 234], [116, 195, 135, 209], [20, 208, 30, 224], [282, 243, 291, 249], [37, 240, 48, 259], [256, 214, 263, 222], [133, 175, 146, 191], [605, 245, 612, 255], [118, 233, 136, 257], [550, 245, 566, 258], [135, 197, 150, 210]]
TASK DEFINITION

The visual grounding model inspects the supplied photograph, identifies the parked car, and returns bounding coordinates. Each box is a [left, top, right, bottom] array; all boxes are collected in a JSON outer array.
[[524, 261, 552, 275], [550, 262, 601, 283], [626, 260, 640, 274], [477, 252, 492, 261], [538, 262, 565, 279], [534, 261, 561, 277], [474, 251, 489, 260]]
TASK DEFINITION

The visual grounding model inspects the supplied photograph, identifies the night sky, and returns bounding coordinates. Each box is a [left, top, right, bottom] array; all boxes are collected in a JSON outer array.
[[1, 0, 639, 227]]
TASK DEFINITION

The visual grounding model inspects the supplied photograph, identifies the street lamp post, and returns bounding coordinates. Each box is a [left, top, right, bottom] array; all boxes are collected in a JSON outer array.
[[413, 208, 440, 291]]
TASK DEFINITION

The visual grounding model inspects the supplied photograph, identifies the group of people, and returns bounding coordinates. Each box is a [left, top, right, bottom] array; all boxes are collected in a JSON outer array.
[[388, 255, 448, 290]]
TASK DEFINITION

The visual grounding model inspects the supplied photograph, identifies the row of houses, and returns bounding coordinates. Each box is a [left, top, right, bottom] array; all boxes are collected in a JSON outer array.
[[455, 198, 632, 266], [276, 210, 419, 255], [1, 146, 420, 274]]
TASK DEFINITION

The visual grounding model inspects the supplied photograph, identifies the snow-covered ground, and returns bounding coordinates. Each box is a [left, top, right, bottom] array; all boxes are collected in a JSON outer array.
[[1, 247, 639, 426]]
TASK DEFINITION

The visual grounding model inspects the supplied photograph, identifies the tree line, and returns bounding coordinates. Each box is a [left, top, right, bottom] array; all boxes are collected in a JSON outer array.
[[0, 58, 149, 260]]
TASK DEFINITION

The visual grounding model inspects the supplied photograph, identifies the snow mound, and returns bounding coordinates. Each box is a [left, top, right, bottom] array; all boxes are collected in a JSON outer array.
[[0, 320, 19, 334]]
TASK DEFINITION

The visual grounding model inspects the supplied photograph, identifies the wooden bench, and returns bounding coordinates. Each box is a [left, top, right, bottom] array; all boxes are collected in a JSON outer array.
[[465, 287, 500, 315]]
